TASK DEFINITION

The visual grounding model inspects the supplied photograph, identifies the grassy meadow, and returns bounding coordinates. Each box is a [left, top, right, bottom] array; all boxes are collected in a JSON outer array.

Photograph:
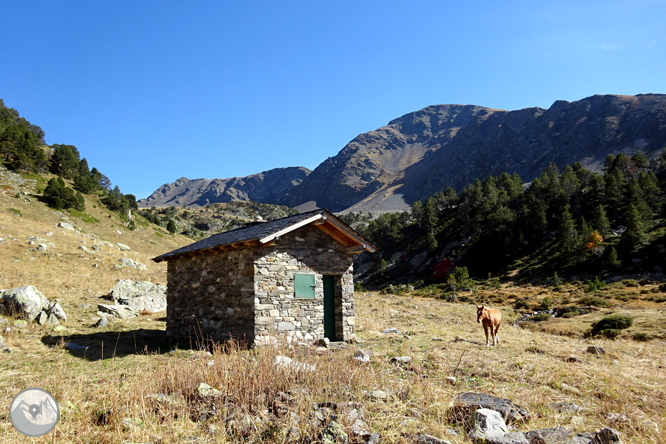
[[0, 168, 665, 443]]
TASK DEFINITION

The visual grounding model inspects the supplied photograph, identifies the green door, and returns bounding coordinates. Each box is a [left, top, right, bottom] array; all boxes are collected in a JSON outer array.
[[323, 275, 336, 340]]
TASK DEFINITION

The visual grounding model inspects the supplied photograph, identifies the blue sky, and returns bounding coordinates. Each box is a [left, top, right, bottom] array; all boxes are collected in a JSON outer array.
[[1, 1, 664, 199]]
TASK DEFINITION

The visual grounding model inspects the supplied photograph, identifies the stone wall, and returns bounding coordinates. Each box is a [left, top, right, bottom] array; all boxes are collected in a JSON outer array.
[[165, 224, 356, 346], [166, 248, 256, 343], [253, 225, 355, 345]]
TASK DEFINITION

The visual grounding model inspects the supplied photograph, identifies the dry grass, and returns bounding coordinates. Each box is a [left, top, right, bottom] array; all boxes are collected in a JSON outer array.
[[1, 170, 666, 443]]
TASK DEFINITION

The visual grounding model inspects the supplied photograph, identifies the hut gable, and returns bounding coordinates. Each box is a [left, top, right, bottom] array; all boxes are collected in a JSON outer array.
[[153, 209, 376, 345]]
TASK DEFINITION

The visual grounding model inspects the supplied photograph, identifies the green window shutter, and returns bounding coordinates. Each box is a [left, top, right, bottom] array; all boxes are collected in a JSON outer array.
[[294, 273, 316, 298]]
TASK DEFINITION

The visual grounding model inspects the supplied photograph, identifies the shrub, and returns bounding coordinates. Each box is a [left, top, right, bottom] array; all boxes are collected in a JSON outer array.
[[632, 332, 650, 342], [659, 283, 666, 292], [514, 300, 529, 310], [585, 276, 606, 293], [539, 297, 553, 310], [623, 279, 638, 287], [354, 282, 366, 292], [532, 313, 552, 322], [591, 315, 633, 333], [578, 296, 611, 307], [561, 311, 578, 319]]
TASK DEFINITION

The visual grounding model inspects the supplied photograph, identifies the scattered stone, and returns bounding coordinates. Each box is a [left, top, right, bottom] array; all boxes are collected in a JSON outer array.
[[353, 350, 371, 363], [37, 243, 48, 252], [36, 311, 48, 325], [53, 325, 66, 332], [366, 432, 380, 444], [78, 245, 94, 255], [116, 257, 147, 271], [445, 376, 457, 385], [97, 304, 139, 320], [78, 303, 91, 309], [568, 428, 622, 444], [563, 356, 583, 363], [115, 242, 131, 251], [604, 413, 629, 423], [551, 402, 584, 413], [47, 302, 67, 321], [350, 418, 370, 436], [382, 328, 401, 334], [417, 434, 452, 444], [450, 392, 530, 424], [196, 383, 221, 398], [525, 426, 571, 444], [13, 320, 28, 328], [322, 421, 348, 444], [587, 346, 605, 355], [390, 356, 412, 364], [45, 313, 60, 326], [559, 383, 581, 395], [4, 347, 12, 353], [432, 337, 445, 341], [94, 317, 109, 328], [365, 390, 388, 402], [57, 222, 74, 230]]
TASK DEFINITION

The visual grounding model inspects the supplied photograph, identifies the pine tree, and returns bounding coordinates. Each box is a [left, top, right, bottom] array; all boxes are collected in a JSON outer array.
[[557, 207, 580, 260], [620, 203, 645, 251], [607, 247, 621, 268], [167, 219, 177, 234], [591, 204, 611, 236]]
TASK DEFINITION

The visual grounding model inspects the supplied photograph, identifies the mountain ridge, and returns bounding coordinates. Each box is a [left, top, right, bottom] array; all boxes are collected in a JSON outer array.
[[141, 94, 666, 213]]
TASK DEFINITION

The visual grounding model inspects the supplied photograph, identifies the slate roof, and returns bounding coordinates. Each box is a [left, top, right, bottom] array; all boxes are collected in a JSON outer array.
[[152, 208, 375, 263]]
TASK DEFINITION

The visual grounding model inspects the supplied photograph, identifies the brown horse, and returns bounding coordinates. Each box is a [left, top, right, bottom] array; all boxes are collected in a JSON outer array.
[[476, 305, 501, 346]]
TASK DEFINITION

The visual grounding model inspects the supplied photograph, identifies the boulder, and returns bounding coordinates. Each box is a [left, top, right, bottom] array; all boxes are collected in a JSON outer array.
[[0, 286, 50, 321], [108, 280, 166, 312], [97, 304, 139, 320], [117, 258, 147, 271], [37, 243, 48, 252], [47, 302, 67, 321], [196, 382, 222, 398], [115, 242, 131, 251], [273, 355, 316, 372], [94, 317, 109, 328], [450, 392, 530, 424], [57, 222, 74, 230], [525, 426, 571, 444], [468, 409, 528, 443], [353, 350, 371, 363]]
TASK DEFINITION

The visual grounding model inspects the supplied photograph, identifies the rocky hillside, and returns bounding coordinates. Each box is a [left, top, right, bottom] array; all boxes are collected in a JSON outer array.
[[280, 94, 666, 213], [138, 167, 311, 208]]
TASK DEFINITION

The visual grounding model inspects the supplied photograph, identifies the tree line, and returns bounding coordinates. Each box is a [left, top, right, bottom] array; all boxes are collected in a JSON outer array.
[[1, 99, 137, 216], [342, 150, 666, 279]]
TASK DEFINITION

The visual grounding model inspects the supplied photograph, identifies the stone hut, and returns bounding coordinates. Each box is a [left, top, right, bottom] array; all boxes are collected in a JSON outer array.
[[153, 209, 377, 345]]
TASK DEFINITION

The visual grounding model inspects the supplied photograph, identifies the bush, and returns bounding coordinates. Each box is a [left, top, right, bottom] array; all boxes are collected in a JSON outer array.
[[532, 313, 552, 322], [623, 279, 638, 287], [514, 300, 529, 310], [591, 315, 633, 336], [539, 297, 553, 310], [354, 282, 366, 292], [632, 332, 650, 342], [659, 283, 666, 292], [561, 311, 578, 319], [585, 276, 606, 293]]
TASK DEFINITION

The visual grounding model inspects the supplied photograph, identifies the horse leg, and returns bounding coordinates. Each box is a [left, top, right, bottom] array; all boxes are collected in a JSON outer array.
[[494, 324, 500, 345], [483, 324, 490, 346]]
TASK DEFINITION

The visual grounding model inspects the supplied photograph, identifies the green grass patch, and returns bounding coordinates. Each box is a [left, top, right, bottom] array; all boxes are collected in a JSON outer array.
[[67, 208, 99, 223], [8, 208, 21, 216], [577, 296, 611, 307], [154, 230, 164, 237]]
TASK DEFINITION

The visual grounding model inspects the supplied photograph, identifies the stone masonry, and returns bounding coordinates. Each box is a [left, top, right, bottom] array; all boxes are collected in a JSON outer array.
[[166, 225, 355, 345]]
